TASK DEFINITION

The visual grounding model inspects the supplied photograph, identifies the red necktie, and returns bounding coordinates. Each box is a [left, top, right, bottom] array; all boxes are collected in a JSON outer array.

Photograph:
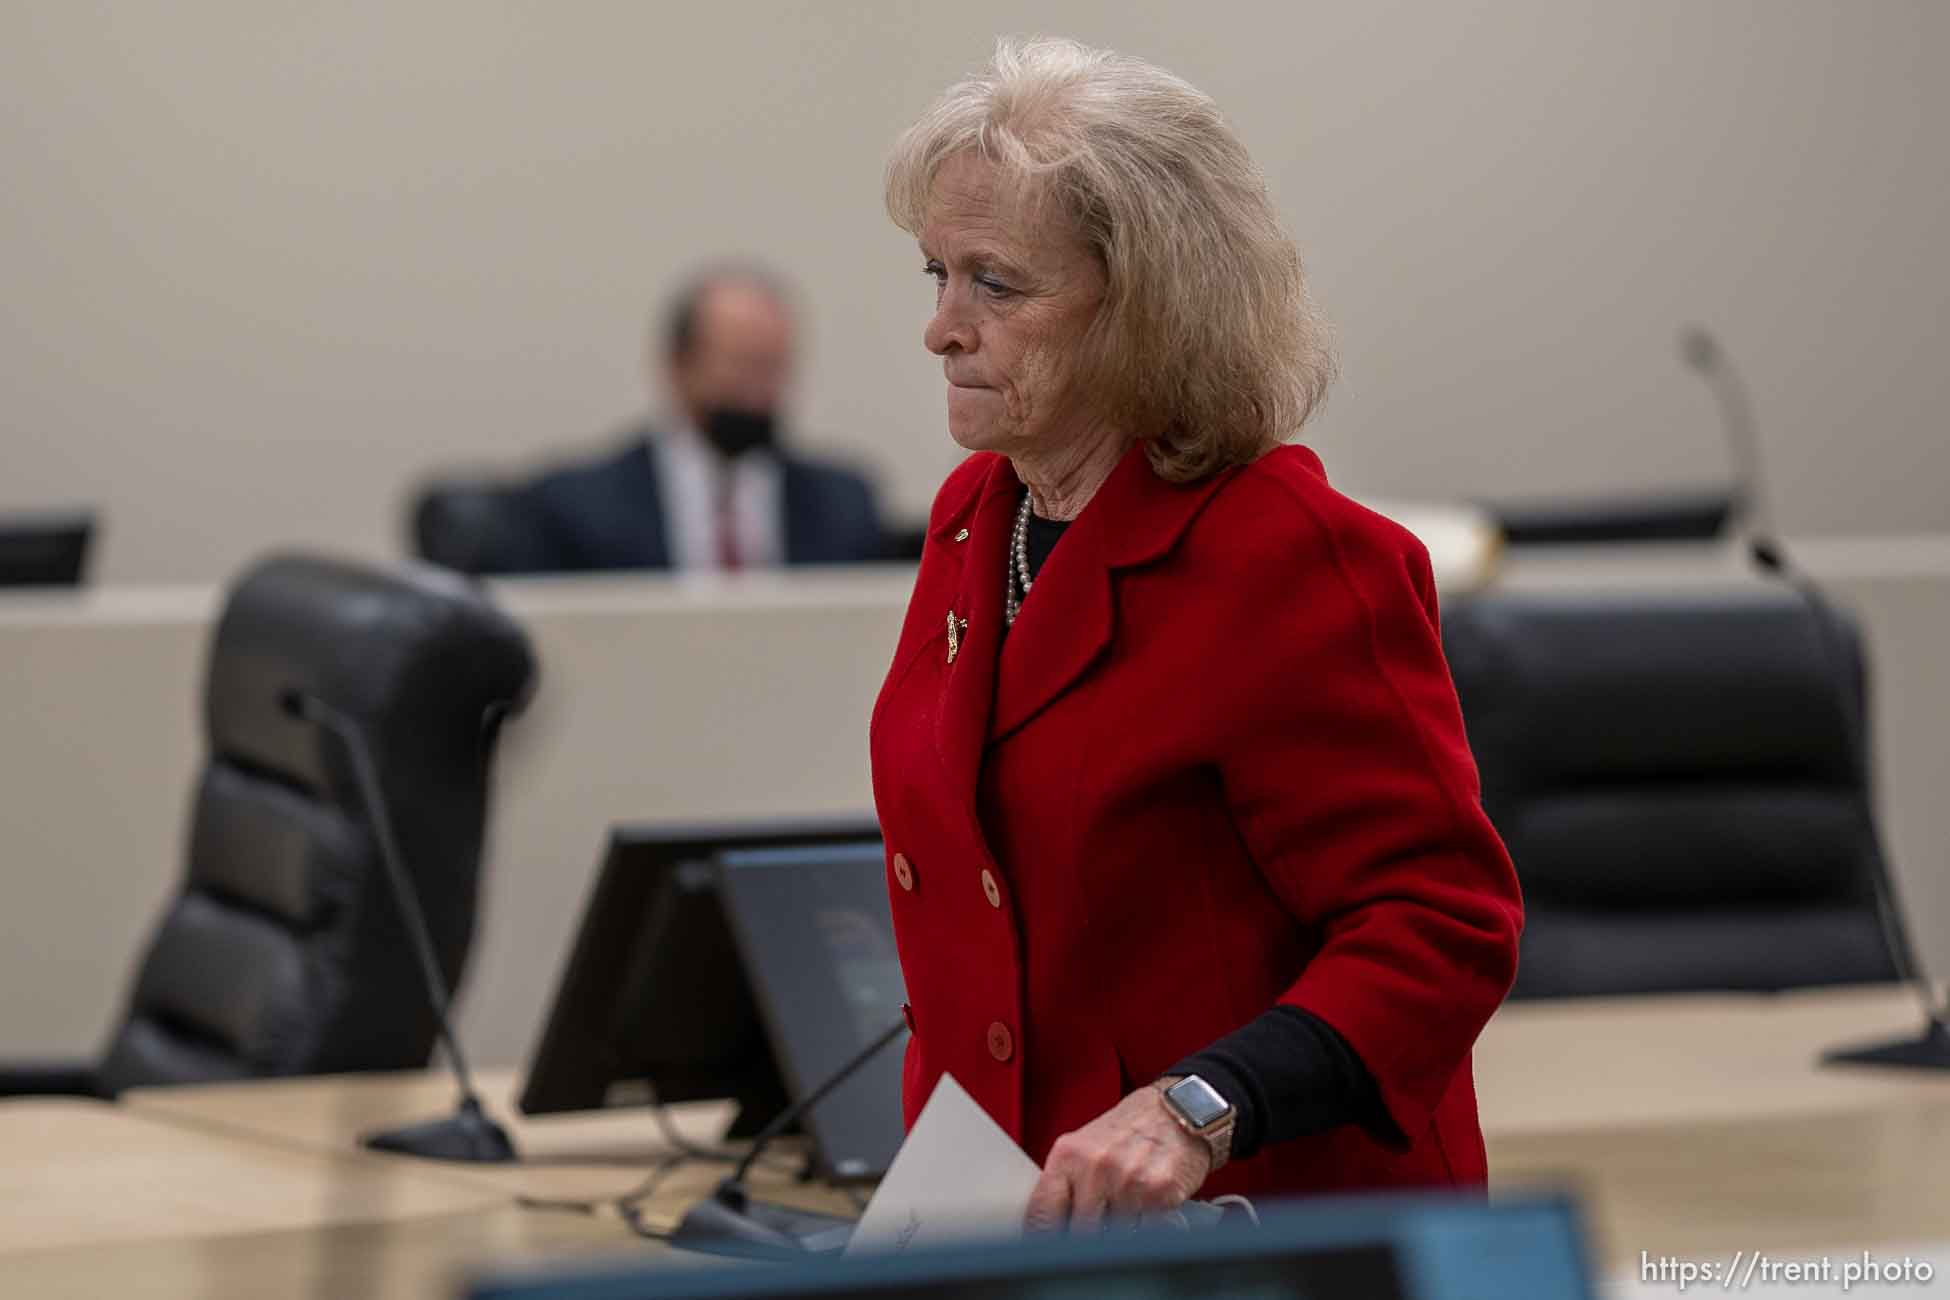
[[715, 478, 742, 572]]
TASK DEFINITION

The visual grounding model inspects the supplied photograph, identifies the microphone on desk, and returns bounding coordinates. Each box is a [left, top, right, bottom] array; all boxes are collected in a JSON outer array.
[[1677, 332, 1950, 1070], [1678, 324, 1783, 572], [669, 1015, 907, 1260], [279, 688, 519, 1161]]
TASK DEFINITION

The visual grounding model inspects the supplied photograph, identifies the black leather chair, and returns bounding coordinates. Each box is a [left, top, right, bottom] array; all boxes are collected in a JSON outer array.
[[1479, 489, 1735, 546], [0, 553, 537, 1096], [0, 508, 95, 586], [411, 479, 551, 576], [1442, 585, 1906, 999]]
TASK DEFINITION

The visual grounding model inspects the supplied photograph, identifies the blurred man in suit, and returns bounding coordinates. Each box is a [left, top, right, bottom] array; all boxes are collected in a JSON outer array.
[[435, 267, 885, 574]]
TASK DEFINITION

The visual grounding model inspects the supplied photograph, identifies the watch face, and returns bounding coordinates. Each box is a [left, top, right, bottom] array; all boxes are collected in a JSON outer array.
[[1168, 1076, 1231, 1128]]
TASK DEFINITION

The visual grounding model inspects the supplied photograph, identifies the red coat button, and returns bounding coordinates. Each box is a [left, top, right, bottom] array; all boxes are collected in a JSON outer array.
[[981, 869, 1001, 908], [893, 853, 914, 892], [987, 1021, 1014, 1062]]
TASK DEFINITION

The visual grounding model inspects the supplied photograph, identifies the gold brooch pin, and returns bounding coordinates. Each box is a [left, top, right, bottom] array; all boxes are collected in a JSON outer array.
[[945, 611, 969, 663]]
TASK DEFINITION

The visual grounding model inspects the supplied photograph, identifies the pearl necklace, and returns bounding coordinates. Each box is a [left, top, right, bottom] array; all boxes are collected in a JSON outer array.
[[1005, 492, 1035, 626]]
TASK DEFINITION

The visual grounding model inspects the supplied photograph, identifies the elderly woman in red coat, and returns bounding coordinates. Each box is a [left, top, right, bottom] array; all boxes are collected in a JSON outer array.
[[870, 37, 1523, 1230]]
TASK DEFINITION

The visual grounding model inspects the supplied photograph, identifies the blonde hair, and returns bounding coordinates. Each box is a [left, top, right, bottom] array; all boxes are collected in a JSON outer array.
[[886, 36, 1336, 482]]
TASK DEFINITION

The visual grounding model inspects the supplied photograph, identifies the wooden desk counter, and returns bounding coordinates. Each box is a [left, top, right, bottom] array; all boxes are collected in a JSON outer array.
[[123, 1068, 851, 1217], [1495, 1101, 1950, 1280], [0, 1203, 636, 1300], [25, 1080, 845, 1297], [127, 1069, 718, 1187], [1475, 983, 1947, 1137], [0, 1097, 503, 1254], [1476, 984, 1950, 1273], [92, 985, 1950, 1291]]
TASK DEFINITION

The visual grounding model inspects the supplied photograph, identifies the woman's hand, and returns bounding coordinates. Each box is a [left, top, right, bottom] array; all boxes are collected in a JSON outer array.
[[1023, 1085, 1211, 1232]]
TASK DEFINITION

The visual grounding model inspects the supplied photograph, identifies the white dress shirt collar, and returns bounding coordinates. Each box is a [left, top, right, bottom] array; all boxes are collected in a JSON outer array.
[[649, 424, 786, 572]]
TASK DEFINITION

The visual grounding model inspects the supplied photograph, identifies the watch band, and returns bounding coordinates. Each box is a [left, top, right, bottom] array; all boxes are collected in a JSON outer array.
[[1155, 1074, 1234, 1173]]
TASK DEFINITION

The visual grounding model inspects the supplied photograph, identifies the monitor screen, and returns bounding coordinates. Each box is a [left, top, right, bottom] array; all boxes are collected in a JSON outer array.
[[519, 817, 879, 1138], [715, 843, 908, 1181]]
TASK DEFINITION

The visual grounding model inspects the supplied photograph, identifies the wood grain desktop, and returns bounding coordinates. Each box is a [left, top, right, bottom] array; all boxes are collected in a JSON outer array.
[[3, 984, 1943, 1296]]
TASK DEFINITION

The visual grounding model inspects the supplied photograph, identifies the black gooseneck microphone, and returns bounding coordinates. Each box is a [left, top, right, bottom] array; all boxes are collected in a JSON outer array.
[[1679, 325, 1779, 569], [1678, 330, 1950, 1070], [281, 688, 519, 1160], [669, 1016, 907, 1259]]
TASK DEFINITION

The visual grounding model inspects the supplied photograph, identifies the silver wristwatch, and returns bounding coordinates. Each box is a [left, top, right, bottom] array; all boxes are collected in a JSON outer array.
[[1156, 1074, 1235, 1173]]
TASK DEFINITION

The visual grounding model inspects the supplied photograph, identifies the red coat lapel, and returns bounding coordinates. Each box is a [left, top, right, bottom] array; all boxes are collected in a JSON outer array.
[[924, 443, 1241, 806], [990, 442, 1237, 746], [931, 456, 1022, 811], [988, 518, 1113, 747]]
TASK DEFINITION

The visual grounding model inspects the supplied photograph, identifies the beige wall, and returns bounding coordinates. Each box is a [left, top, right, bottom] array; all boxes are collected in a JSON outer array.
[[2, 2, 1945, 583]]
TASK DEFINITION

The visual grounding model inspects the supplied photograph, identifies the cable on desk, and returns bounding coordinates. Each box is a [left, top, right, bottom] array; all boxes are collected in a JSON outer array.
[[516, 1138, 805, 1229], [511, 1112, 841, 1241], [617, 1198, 680, 1244], [515, 1151, 692, 1219], [514, 1194, 600, 1216], [512, 1100, 799, 1214], [638, 1100, 807, 1173], [647, 1102, 746, 1165]]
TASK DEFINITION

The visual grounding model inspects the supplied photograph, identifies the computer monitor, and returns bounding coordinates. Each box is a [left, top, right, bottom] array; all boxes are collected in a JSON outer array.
[[519, 817, 880, 1137], [0, 510, 93, 587], [715, 843, 908, 1181], [469, 1192, 1597, 1300]]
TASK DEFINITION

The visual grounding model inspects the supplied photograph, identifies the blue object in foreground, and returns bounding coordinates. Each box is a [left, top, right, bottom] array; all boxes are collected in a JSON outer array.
[[467, 1191, 1594, 1300]]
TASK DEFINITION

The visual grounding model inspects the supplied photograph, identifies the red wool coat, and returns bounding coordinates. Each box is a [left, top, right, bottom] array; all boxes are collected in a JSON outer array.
[[868, 441, 1522, 1200]]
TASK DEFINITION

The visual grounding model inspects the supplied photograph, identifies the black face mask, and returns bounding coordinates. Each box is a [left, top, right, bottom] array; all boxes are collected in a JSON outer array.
[[699, 405, 778, 459]]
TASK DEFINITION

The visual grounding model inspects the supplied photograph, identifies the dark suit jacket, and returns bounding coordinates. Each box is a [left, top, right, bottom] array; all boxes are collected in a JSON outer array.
[[415, 431, 886, 575]]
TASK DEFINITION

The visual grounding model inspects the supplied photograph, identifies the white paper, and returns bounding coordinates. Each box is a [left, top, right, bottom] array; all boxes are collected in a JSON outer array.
[[844, 1073, 1042, 1256]]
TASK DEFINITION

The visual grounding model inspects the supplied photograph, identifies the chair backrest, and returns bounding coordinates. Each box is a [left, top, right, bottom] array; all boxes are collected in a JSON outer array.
[[0, 508, 94, 587], [1479, 489, 1734, 546], [1442, 585, 1903, 998], [410, 479, 549, 576], [96, 553, 538, 1094]]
